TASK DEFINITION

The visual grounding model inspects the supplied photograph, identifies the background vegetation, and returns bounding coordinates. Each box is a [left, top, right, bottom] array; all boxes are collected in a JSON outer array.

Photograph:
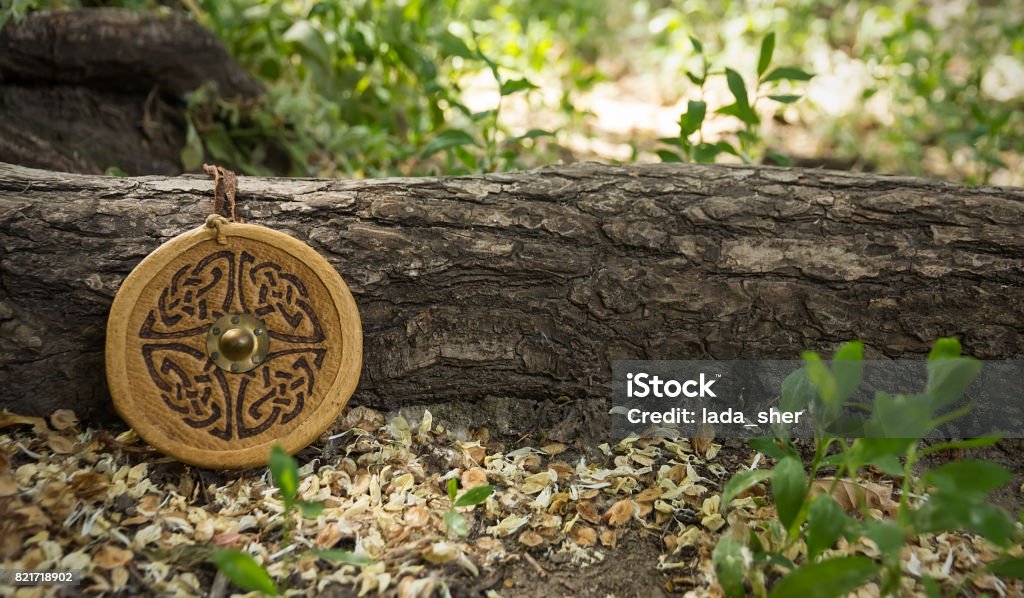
[[4, 0, 1024, 184]]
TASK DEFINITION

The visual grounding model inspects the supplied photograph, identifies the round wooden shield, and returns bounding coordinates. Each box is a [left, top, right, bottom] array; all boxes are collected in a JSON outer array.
[[106, 222, 362, 469]]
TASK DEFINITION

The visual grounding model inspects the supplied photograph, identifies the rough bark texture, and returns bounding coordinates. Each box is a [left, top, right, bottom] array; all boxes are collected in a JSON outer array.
[[0, 9, 262, 175], [0, 162, 1022, 427]]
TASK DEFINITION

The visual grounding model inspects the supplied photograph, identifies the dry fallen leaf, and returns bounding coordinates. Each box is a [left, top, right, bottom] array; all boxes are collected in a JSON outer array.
[[691, 422, 716, 457], [93, 544, 133, 569], [137, 494, 161, 517], [0, 411, 48, 435], [570, 525, 597, 546], [541, 443, 568, 457], [461, 468, 488, 490], [422, 541, 459, 563], [518, 530, 546, 548], [46, 434, 75, 454], [463, 443, 486, 465], [599, 528, 619, 548], [50, 409, 78, 431], [0, 475, 17, 497], [316, 523, 344, 549], [212, 532, 245, 548], [636, 487, 662, 502], [811, 478, 897, 516], [577, 501, 601, 524], [70, 471, 110, 502], [603, 499, 636, 526], [110, 567, 129, 591], [342, 405, 385, 431]]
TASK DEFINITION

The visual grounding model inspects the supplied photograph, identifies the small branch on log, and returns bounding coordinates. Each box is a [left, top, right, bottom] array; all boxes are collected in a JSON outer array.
[[0, 161, 1022, 423]]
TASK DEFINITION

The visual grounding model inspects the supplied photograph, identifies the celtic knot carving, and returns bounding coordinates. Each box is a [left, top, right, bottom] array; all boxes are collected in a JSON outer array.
[[139, 250, 327, 441]]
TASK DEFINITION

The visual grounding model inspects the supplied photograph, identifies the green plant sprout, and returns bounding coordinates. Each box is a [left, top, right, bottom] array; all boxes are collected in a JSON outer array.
[[211, 444, 373, 596], [714, 338, 1024, 597], [419, 36, 553, 174], [659, 33, 812, 165], [443, 478, 494, 537]]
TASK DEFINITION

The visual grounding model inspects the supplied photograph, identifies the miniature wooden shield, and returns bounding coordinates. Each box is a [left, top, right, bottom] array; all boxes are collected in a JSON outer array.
[[106, 222, 362, 469]]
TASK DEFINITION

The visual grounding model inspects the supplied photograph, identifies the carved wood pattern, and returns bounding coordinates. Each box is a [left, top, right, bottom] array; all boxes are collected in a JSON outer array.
[[100, 220, 362, 471], [136, 247, 331, 441]]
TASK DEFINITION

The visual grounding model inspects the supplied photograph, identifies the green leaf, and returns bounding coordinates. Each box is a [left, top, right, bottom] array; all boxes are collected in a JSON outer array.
[[453, 146, 478, 170], [780, 368, 815, 413], [282, 20, 331, 69], [298, 501, 324, 518], [925, 357, 981, 408], [768, 94, 802, 104], [758, 33, 775, 77], [722, 469, 772, 508], [847, 438, 915, 475], [694, 142, 723, 163], [769, 556, 877, 598], [806, 495, 848, 560], [715, 141, 740, 156], [762, 67, 813, 83], [924, 460, 1010, 497], [422, 129, 478, 157], [689, 36, 704, 54], [748, 438, 798, 460], [447, 478, 458, 501], [181, 121, 204, 172], [921, 576, 942, 598], [500, 78, 538, 96], [988, 557, 1024, 579], [803, 353, 837, 407], [680, 100, 707, 136], [269, 444, 299, 507], [832, 341, 864, 403], [865, 392, 933, 438], [211, 549, 278, 596], [914, 493, 1013, 546], [313, 550, 374, 566], [861, 520, 903, 566], [515, 128, 555, 140], [772, 457, 806, 533], [444, 509, 468, 536], [724, 68, 750, 109], [919, 435, 1001, 457], [657, 149, 683, 163], [765, 151, 793, 166], [712, 537, 747, 598], [455, 484, 494, 507], [436, 31, 475, 59], [685, 70, 704, 86], [721, 69, 758, 124]]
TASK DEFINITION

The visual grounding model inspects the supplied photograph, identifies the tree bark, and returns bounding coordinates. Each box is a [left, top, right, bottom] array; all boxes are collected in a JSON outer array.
[[0, 9, 262, 175], [1, 162, 1022, 423]]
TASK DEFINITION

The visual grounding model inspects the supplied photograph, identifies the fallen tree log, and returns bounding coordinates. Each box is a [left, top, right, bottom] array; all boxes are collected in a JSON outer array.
[[0, 162, 1022, 424], [0, 9, 263, 175]]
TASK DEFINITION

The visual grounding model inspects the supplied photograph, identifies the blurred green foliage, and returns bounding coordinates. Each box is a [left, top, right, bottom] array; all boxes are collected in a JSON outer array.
[[3, 0, 1023, 183]]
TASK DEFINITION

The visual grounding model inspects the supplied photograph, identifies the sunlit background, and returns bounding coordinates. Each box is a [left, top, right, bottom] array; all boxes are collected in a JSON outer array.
[[5, 0, 1023, 184]]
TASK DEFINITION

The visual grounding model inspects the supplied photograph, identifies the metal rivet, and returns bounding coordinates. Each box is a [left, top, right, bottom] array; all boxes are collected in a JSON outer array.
[[207, 312, 270, 374]]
